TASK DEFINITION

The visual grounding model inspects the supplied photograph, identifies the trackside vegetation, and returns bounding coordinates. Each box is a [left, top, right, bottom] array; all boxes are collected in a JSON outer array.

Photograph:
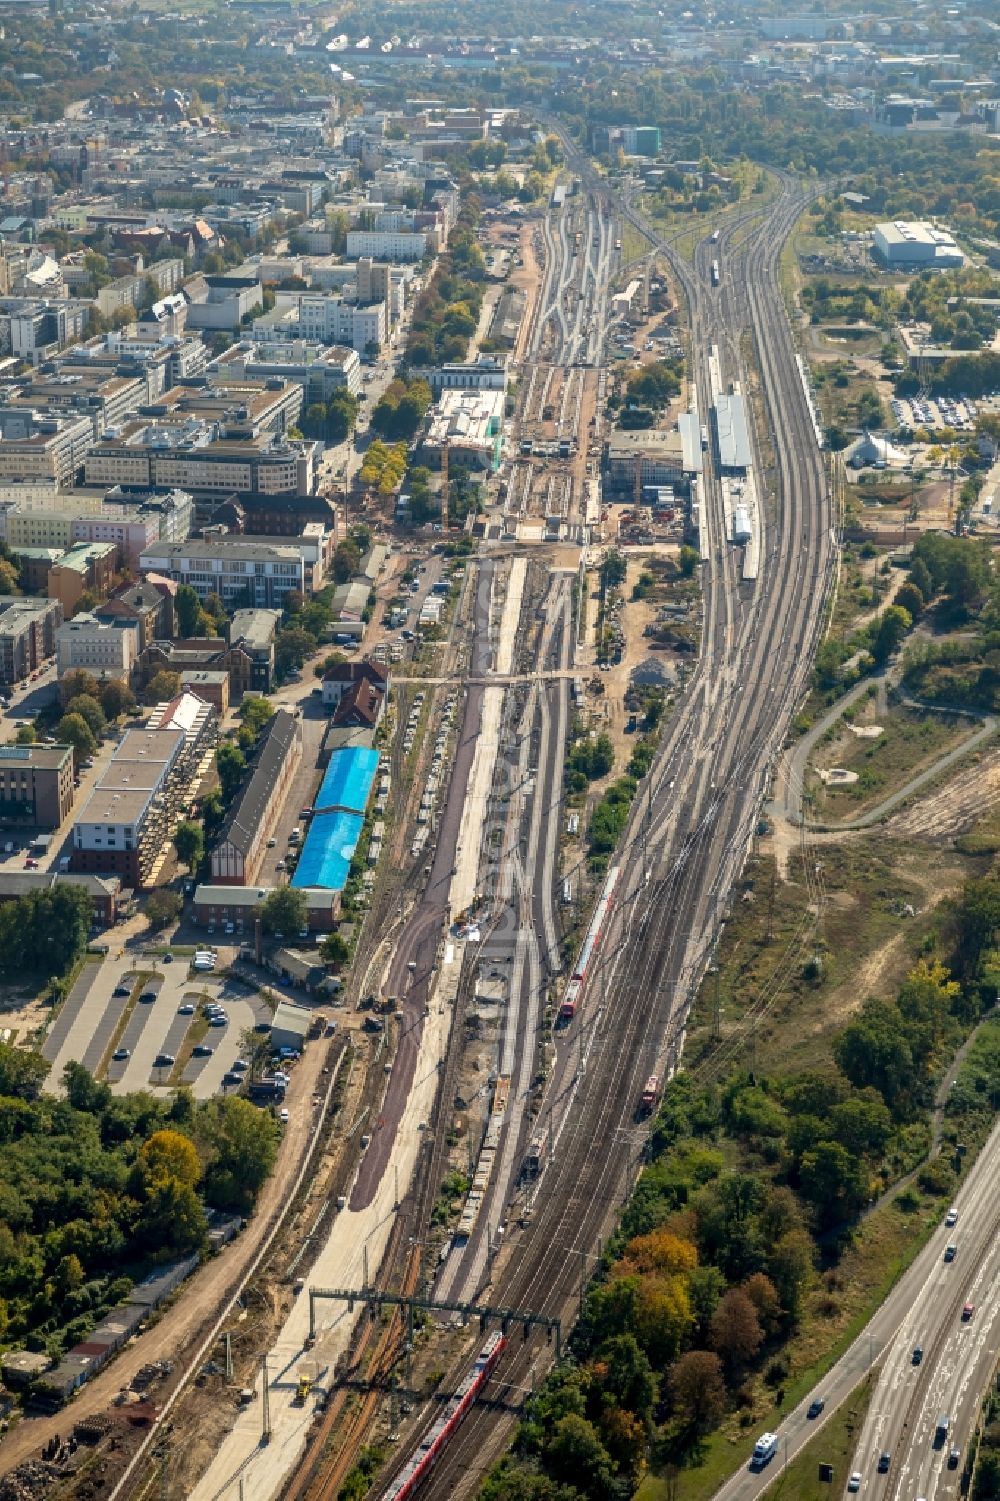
[[479, 868, 1000, 1501], [0, 1048, 278, 1360]]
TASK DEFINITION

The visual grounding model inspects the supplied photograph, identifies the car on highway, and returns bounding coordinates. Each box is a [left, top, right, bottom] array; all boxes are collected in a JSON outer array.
[[113, 984, 131, 998], [112, 1047, 130, 1062], [177, 1003, 194, 1015], [807, 1399, 825, 1419], [944, 1243, 957, 1261], [847, 1472, 862, 1492], [962, 1301, 975, 1320], [945, 1206, 958, 1227], [877, 1451, 891, 1473], [948, 1447, 961, 1469]]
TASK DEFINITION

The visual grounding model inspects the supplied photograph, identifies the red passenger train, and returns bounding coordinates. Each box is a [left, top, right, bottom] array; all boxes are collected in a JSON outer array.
[[382, 1333, 507, 1500]]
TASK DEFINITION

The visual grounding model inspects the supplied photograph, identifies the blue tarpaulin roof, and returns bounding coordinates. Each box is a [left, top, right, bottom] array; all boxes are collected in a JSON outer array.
[[291, 811, 364, 892], [315, 745, 379, 815]]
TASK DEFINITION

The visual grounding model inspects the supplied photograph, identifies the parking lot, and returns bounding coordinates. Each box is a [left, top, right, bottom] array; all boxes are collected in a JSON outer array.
[[41, 952, 270, 1098], [892, 394, 980, 433]]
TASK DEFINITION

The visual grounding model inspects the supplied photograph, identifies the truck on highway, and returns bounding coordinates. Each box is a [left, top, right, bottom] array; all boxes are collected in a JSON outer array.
[[750, 1432, 778, 1470]]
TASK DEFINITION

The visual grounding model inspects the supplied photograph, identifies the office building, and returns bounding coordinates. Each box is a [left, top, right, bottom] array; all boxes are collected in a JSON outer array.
[[138, 538, 305, 609]]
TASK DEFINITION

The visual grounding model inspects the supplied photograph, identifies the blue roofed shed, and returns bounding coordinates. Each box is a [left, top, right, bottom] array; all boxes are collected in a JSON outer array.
[[292, 810, 364, 891], [315, 745, 379, 815]]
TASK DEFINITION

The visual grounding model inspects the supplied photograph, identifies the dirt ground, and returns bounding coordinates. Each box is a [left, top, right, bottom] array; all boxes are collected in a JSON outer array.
[[511, 223, 543, 364]]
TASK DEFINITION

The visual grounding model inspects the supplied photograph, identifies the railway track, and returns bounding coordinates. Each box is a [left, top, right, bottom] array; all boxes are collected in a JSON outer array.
[[370, 159, 835, 1501]]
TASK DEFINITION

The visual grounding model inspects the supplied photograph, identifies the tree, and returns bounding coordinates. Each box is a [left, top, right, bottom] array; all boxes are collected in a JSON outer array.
[[259, 886, 307, 936], [871, 605, 912, 665], [742, 1272, 781, 1337], [201, 1094, 280, 1210], [678, 545, 700, 577], [146, 670, 182, 704], [320, 931, 350, 968], [709, 1286, 763, 1371], [14, 724, 36, 745], [173, 821, 204, 875], [136, 1128, 202, 1190], [145, 888, 182, 929], [216, 743, 246, 800], [99, 678, 135, 719], [65, 694, 106, 739], [908, 556, 934, 601], [544, 1414, 616, 1496], [895, 581, 924, 619], [798, 1139, 869, 1225], [595, 1333, 657, 1422], [0, 1041, 50, 1101], [275, 626, 314, 680], [667, 1350, 727, 1433], [835, 998, 914, 1112], [59, 667, 99, 706], [333, 538, 362, 584], [239, 695, 274, 739], [57, 712, 97, 765], [175, 583, 202, 639]]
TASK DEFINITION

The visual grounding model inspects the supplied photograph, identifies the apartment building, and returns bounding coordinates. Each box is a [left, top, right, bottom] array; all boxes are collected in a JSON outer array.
[[70, 726, 185, 887], [229, 607, 281, 693], [138, 538, 305, 608], [47, 541, 118, 615], [0, 409, 93, 486], [0, 596, 63, 685], [345, 229, 427, 262], [10, 369, 146, 435], [0, 743, 75, 829], [95, 581, 174, 652], [56, 612, 136, 682], [210, 709, 301, 885]]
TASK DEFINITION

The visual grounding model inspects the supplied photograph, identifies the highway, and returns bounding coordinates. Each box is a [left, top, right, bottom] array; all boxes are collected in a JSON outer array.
[[372, 151, 835, 1500], [711, 1118, 1000, 1501]]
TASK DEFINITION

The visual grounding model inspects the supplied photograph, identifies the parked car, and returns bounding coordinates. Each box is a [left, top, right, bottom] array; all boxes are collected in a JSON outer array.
[[192, 1044, 214, 1058], [154, 1053, 175, 1068], [113, 985, 131, 999], [112, 1047, 130, 1062], [139, 990, 156, 1003]]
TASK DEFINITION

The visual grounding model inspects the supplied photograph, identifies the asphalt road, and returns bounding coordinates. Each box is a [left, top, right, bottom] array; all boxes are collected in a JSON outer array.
[[712, 1118, 1000, 1501]]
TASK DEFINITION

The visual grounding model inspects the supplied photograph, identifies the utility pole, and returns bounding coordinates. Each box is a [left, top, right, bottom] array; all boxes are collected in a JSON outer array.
[[261, 1356, 271, 1445]]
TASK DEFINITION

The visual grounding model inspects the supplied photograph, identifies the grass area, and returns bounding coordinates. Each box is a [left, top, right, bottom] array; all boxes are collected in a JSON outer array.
[[686, 840, 929, 1079], [806, 702, 980, 821], [955, 802, 1000, 855], [621, 220, 652, 265]]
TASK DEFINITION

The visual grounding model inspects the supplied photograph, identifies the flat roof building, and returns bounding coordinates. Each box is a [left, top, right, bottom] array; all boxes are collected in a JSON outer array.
[[714, 393, 752, 473], [0, 743, 75, 829], [873, 221, 964, 268]]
